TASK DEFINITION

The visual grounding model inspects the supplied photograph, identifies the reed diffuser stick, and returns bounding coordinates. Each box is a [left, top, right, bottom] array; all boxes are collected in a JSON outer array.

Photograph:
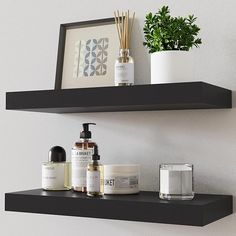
[[125, 12, 128, 49], [117, 11, 121, 47], [127, 10, 129, 49], [114, 10, 135, 50], [114, 12, 121, 46], [129, 12, 135, 46]]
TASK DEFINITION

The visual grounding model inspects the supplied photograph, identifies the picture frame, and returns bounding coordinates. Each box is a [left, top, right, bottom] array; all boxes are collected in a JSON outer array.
[[54, 18, 119, 89]]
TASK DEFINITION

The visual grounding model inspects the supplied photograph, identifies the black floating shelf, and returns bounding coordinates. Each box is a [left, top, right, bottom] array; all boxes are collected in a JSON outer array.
[[5, 189, 233, 226], [6, 82, 232, 113]]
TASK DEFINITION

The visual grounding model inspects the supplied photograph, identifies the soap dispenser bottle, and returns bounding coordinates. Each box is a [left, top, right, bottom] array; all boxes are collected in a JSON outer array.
[[71, 123, 96, 192], [87, 145, 104, 197]]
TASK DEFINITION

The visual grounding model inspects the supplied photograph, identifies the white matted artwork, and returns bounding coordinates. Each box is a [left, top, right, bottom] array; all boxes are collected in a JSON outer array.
[[55, 18, 119, 89]]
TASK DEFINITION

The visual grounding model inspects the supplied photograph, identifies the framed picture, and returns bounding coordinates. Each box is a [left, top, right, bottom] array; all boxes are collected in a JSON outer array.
[[54, 18, 119, 89]]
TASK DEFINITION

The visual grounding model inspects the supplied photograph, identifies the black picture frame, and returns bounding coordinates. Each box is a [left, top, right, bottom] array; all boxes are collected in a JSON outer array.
[[54, 17, 116, 90]]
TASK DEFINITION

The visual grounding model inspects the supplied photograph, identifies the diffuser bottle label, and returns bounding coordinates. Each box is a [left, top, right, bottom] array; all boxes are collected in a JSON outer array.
[[42, 164, 65, 189], [87, 171, 100, 192], [115, 63, 134, 85], [71, 149, 93, 187]]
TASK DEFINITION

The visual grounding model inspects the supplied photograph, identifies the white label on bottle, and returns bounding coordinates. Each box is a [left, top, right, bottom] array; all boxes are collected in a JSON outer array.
[[87, 170, 100, 192], [71, 149, 93, 188], [115, 63, 134, 85], [104, 175, 139, 190], [42, 164, 65, 189]]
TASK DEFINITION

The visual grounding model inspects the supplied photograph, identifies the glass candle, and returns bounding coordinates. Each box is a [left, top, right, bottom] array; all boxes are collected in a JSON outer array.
[[159, 164, 194, 200]]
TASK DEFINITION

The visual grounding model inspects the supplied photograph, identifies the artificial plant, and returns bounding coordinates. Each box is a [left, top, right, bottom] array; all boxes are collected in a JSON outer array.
[[143, 6, 202, 53]]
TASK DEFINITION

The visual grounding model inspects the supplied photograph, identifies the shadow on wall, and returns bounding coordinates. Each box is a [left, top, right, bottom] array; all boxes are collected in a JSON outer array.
[[232, 90, 236, 108], [233, 196, 236, 212], [131, 18, 150, 85], [62, 105, 236, 191], [200, 179, 236, 212]]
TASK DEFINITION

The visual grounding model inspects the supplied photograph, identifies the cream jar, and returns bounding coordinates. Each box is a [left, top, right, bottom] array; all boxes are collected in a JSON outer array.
[[104, 164, 140, 194]]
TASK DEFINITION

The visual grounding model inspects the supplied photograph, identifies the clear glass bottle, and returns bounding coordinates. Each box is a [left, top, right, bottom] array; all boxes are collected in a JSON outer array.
[[159, 163, 194, 200], [42, 146, 71, 191], [115, 49, 134, 86], [87, 145, 104, 197], [71, 123, 96, 192]]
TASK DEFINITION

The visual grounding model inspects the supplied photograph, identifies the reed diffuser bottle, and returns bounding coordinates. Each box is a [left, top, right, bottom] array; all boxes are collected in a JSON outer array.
[[114, 10, 135, 86]]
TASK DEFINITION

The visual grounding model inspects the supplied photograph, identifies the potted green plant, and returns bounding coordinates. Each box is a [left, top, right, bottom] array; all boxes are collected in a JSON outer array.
[[143, 6, 202, 84]]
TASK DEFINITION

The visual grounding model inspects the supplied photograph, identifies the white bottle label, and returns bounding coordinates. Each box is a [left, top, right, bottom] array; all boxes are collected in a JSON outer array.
[[115, 63, 134, 85], [42, 164, 65, 189], [71, 149, 93, 188], [87, 170, 100, 192]]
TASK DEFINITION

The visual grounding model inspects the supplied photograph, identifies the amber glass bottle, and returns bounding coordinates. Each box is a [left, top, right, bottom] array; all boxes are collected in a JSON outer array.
[[71, 123, 96, 192], [87, 145, 104, 197]]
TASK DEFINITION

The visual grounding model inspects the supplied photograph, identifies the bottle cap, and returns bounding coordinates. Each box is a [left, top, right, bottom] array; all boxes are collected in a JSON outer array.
[[80, 123, 96, 139], [92, 145, 100, 160], [48, 146, 66, 162]]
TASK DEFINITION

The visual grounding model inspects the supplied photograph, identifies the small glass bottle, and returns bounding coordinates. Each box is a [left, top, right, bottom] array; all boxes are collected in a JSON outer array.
[[42, 146, 71, 191], [115, 49, 134, 86], [71, 123, 97, 192], [87, 145, 104, 197]]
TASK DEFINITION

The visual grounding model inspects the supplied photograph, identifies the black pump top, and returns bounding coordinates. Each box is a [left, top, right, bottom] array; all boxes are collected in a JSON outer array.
[[48, 146, 66, 162], [80, 123, 96, 139], [92, 145, 100, 161]]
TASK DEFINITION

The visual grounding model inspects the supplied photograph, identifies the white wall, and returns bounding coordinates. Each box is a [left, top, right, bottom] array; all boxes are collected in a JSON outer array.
[[1, 0, 236, 235]]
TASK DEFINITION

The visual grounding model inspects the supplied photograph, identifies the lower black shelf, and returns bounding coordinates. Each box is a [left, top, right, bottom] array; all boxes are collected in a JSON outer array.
[[5, 189, 232, 226]]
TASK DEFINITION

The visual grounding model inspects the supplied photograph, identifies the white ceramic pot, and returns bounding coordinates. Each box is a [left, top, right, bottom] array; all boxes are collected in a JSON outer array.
[[151, 51, 193, 84]]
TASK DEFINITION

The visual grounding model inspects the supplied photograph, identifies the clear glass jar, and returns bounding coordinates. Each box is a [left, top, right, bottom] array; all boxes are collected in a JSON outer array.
[[159, 163, 194, 200], [115, 49, 134, 86]]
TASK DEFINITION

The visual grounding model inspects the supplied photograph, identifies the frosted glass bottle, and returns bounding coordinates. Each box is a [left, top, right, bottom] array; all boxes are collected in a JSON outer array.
[[115, 49, 134, 86], [42, 162, 71, 191], [42, 146, 71, 191]]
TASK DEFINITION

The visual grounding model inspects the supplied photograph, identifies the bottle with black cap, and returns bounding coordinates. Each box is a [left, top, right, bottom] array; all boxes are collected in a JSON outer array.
[[71, 123, 97, 192], [87, 145, 104, 197], [42, 146, 71, 191]]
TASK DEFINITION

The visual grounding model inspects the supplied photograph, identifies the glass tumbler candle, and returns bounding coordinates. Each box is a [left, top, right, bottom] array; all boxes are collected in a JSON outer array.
[[159, 164, 194, 200]]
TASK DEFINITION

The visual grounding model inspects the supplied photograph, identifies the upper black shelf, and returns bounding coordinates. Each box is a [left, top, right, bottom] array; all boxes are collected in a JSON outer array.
[[5, 189, 233, 226], [6, 82, 232, 113]]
